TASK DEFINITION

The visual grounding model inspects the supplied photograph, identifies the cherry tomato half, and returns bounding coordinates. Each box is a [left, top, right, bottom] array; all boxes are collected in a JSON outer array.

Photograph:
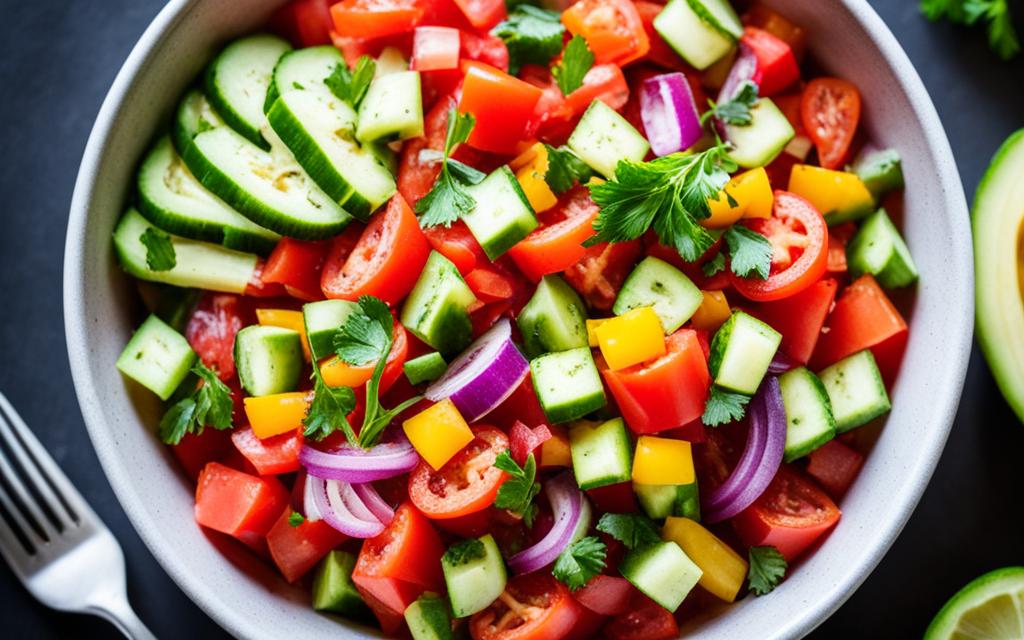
[[408, 426, 509, 519], [470, 573, 583, 640], [561, 0, 650, 67], [801, 77, 861, 170]]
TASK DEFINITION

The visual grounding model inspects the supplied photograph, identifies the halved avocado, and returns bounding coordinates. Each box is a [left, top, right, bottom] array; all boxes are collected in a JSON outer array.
[[974, 128, 1024, 423]]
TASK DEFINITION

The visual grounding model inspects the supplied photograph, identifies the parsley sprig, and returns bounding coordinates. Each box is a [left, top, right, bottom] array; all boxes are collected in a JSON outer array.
[[416, 108, 479, 228], [596, 513, 661, 550], [552, 536, 607, 590], [444, 538, 487, 566], [921, 0, 1019, 59], [543, 144, 594, 195], [702, 385, 751, 427], [303, 365, 357, 443], [492, 5, 566, 74], [325, 55, 376, 108], [552, 35, 594, 96], [494, 450, 541, 526], [159, 362, 233, 445], [140, 228, 176, 271], [724, 225, 772, 279], [702, 81, 759, 126], [748, 545, 787, 595]]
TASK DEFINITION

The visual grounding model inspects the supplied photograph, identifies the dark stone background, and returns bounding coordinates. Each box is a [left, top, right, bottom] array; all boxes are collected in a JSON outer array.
[[1, 1, 1021, 637]]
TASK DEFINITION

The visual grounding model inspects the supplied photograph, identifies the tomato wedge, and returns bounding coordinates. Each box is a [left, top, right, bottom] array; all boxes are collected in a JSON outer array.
[[272, 0, 334, 47], [266, 507, 346, 583], [261, 237, 330, 301], [508, 186, 599, 282], [470, 573, 584, 640], [750, 278, 837, 364], [730, 190, 828, 302], [459, 63, 543, 154], [801, 77, 861, 170], [186, 293, 250, 380], [408, 426, 509, 519], [574, 575, 634, 616], [561, 0, 650, 66]]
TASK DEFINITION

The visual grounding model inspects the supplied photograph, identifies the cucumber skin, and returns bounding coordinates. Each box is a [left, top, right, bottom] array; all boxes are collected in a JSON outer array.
[[846, 209, 919, 289], [818, 350, 891, 433], [404, 352, 448, 385], [780, 367, 837, 463], [116, 314, 197, 401], [233, 326, 304, 397], [405, 594, 454, 640], [311, 550, 372, 619]]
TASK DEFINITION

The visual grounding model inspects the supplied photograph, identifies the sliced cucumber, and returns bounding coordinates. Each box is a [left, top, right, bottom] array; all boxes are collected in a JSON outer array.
[[116, 314, 197, 401], [846, 208, 919, 288], [654, 0, 736, 70], [302, 299, 359, 360], [204, 34, 291, 149], [113, 209, 258, 294], [357, 70, 425, 143], [635, 482, 700, 521], [183, 125, 351, 239], [137, 136, 279, 254], [688, 0, 743, 39], [441, 535, 507, 618], [462, 166, 538, 260], [265, 46, 343, 113], [817, 349, 891, 433], [404, 352, 447, 385], [568, 100, 650, 179], [172, 88, 224, 155], [569, 418, 633, 490], [613, 256, 702, 334], [852, 147, 904, 200], [400, 251, 477, 356], [779, 367, 836, 463], [404, 593, 453, 640], [311, 550, 371, 619], [620, 541, 702, 612], [516, 275, 589, 358], [530, 348, 607, 424], [234, 325, 303, 396], [709, 311, 781, 395], [724, 98, 795, 169]]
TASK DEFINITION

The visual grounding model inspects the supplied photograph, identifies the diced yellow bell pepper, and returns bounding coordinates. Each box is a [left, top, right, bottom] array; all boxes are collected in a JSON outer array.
[[320, 356, 375, 388], [690, 290, 732, 332], [512, 143, 558, 213], [539, 424, 572, 468], [704, 167, 774, 228], [632, 436, 695, 485], [244, 391, 310, 439], [586, 319, 609, 347], [596, 307, 666, 371], [787, 164, 875, 223], [402, 399, 475, 470], [256, 308, 311, 360], [663, 517, 748, 602]]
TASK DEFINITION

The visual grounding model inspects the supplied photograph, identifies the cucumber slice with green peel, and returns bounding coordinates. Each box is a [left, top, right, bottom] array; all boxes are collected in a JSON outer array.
[[137, 136, 280, 254], [113, 209, 258, 294], [568, 100, 650, 179], [925, 567, 1024, 640], [441, 535, 508, 618], [462, 166, 539, 260], [852, 147, 904, 200], [302, 299, 359, 360], [635, 482, 700, 521], [183, 125, 352, 239], [173, 88, 224, 154], [817, 349, 891, 433], [613, 257, 703, 334], [400, 251, 477, 356], [516, 275, 589, 358], [234, 325, 304, 396], [620, 541, 703, 612], [687, 0, 743, 39], [530, 348, 607, 424], [311, 550, 372, 619], [709, 311, 782, 395], [724, 98, 795, 169], [654, 0, 736, 70], [116, 315, 197, 401], [846, 208, 919, 288], [267, 87, 397, 221], [357, 71, 425, 143], [265, 46, 343, 114], [779, 367, 836, 463], [404, 352, 447, 385], [405, 593, 454, 640], [204, 34, 291, 149], [569, 418, 633, 490]]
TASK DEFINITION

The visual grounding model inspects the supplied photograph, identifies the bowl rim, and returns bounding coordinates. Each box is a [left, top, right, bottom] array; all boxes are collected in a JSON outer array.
[[63, 1, 973, 638]]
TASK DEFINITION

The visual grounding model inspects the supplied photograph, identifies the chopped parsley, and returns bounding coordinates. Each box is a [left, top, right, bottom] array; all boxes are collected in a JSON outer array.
[[158, 362, 233, 445], [552, 35, 594, 96], [596, 512, 661, 550], [543, 144, 594, 195], [140, 228, 176, 272], [416, 108, 478, 228], [702, 81, 759, 126], [724, 225, 772, 280], [492, 5, 566, 74], [302, 367, 357, 443], [747, 545, 788, 595], [702, 385, 751, 427], [493, 450, 541, 526], [552, 536, 607, 590], [325, 55, 375, 108], [444, 538, 486, 566], [288, 512, 305, 528], [702, 252, 727, 277]]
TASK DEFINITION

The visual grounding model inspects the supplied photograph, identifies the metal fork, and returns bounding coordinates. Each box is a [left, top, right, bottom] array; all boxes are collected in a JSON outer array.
[[0, 392, 156, 639]]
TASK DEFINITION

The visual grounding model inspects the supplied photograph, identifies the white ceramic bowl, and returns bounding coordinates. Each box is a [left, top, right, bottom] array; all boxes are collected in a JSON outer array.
[[64, 1, 973, 638]]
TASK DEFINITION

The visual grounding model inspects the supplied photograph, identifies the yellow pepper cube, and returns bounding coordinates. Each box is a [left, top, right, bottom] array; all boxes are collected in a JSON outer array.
[[512, 143, 558, 213], [663, 517, 748, 602], [257, 308, 311, 361], [596, 307, 666, 370], [539, 425, 572, 468], [320, 355, 375, 388], [704, 167, 774, 228], [245, 391, 311, 439], [690, 290, 732, 332], [632, 436, 695, 485], [403, 399, 475, 470], [586, 318, 608, 347], [787, 164, 875, 222]]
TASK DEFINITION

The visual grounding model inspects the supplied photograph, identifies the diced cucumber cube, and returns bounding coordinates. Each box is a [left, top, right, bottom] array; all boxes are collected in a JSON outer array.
[[401, 251, 477, 357], [846, 208, 919, 289], [634, 482, 700, 521], [852, 147, 904, 200], [116, 315, 197, 401], [311, 550, 371, 618], [462, 166, 539, 260], [303, 299, 359, 360], [234, 325, 303, 396], [709, 311, 781, 395], [817, 350, 891, 433], [405, 593, 453, 640], [404, 352, 448, 385], [517, 275, 589, 358], [654, 0, 737, 70], [613, 257, 703, 334], [724, 98, 795, 169], [568, 100, 650, 179], [620, 541, 703, 612], [569, 418, 633, 490], [779, 367, 836, 463], [530, 347, 607, 424], [357, 71, 425, 143], [442, 535, 507, 618]]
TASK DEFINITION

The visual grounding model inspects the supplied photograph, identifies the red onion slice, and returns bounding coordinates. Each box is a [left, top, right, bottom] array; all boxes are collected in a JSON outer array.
[[425, 319, 529, 422], [717, 44, 758, 104], [307, 475, 385, 538], [640, 72, 703, 157], [767, 351, 798, 374], [301, 472, 323, 522], [703, 377, 787, 524], [353, 483, 395, 526], [299, 440, 420, 483], [508, 474, 588, 574]]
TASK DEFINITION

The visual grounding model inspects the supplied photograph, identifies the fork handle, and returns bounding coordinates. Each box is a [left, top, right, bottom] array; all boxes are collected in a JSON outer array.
[[90, 599, 158, 640]]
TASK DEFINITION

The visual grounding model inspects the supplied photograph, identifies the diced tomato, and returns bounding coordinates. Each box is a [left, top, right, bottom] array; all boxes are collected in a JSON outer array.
[[186, 293, 251, 380], [470, 574, 583, 640], [664, 418, 708, 444], [806, 439, 864, 500], [733, 465, 841, 562], [271, 0, 333, 47], [509, 186, 600, 282], [230, 426, 303, 476], [810, 275, 908, 383], [320, 194, 431, 305], [194, 462, 289, 549], [266, 508, 347, 582], [603, 593, 679, 640], [561, 0, 650, 66], [750, 278, 837, 364], [801, 77, 861, 170], [826, 221, 856, 277], [353, 502, 445, 613], [465, 261, 529, 308], [524, 62, 630, 143], [330, 0, 425, 39], [599, 329, 710, 434], [459, 63, 543, 154], [261, 238, 330, 302], [586, 481, 639, 514], [411, 25, 460, 71], [566, 606, 608, 640], [361, 587, 407, 634], [419, 0, 475, 29], [330, 30, 413, 68], [563, 239, 642, 310], [423, 222, 488, 275], [408, 426, 509, 519], [451, 0, 505, 30], [575, 575, 634, 616], [743, 3, 807, 60], [460, 29, 510, 71], [244, 259, 289, 298], [486, 374, 550, 432], [739, 27, 800, 96], [171, 428, 234, 481], [509, 421, 553, 466]]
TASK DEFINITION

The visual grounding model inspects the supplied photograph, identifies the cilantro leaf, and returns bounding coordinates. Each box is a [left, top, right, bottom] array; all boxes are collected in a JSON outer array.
[[444, 108, 475, 156], [748, 545, 787, 595], [325, 55, 376, 108], [588, 145, 735, 261], [543, 144, 594, 194], [920, 0, 1020, 59], [552, 536, 607, 590], [416, 109, 478, 228], [334, 295, 393, 366], [303, 371, 357, 443], [702, 385, 751, 427], [702, 252, 726, 277], [288, 512, 305, 527], [140, 228, 176, 271], [444, 538, 486, 566], [596, 513, 661, 550], [494, 451, 541, 526], [552, 35, 594, 96], [703, 81, 759, 126], [724, 225, 772, 280], [158, 362, 233, 445], [492, 5, 566, 74]]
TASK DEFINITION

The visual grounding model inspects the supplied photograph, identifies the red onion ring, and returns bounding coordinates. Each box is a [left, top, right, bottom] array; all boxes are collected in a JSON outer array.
[[508, 474, 588, 574], [353, 483, 395, 526], [640, 72, 703, 156], [299, 440, 420, 483], [307, 475, 386, 538]]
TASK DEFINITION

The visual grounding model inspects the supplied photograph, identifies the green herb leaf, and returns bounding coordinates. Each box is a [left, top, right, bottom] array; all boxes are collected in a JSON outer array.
[[724, 225, 772, 280], [303, 372, 357, 443], [596, 513, 661, 550], [703, 81, 759, 126], [748, 545, 787, 595], [543, 144, 594, 194], [158, 362, 233, 445], [492, 5, 566, 74], [417, 109, 478, 228], [140, 228, 176, 271], [552, 536, 607, 590], [325, 55, 376, 108], [702, 252, 726, 277], [494, 450, 541, 526], [334, 295, 393, 366], [920, 0, 1019, 59], [444, 538, 486, 566], [702, 385, 751, 427], [552, 35, 594, 96], [288, 512, 305, 527]]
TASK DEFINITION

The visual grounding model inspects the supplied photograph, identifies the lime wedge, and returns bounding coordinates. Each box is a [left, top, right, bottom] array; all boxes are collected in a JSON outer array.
[[925, 567, 1024, 640]]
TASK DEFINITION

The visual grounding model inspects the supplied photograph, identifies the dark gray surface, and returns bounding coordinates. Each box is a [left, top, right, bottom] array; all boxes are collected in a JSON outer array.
[[0, 0, 1021, 638]]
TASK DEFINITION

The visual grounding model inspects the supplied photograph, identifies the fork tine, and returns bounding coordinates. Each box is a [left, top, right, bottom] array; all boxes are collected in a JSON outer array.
[[0, 394, 80, 530], [0, 439, 58, 542], [0, 474, 39, 575]]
